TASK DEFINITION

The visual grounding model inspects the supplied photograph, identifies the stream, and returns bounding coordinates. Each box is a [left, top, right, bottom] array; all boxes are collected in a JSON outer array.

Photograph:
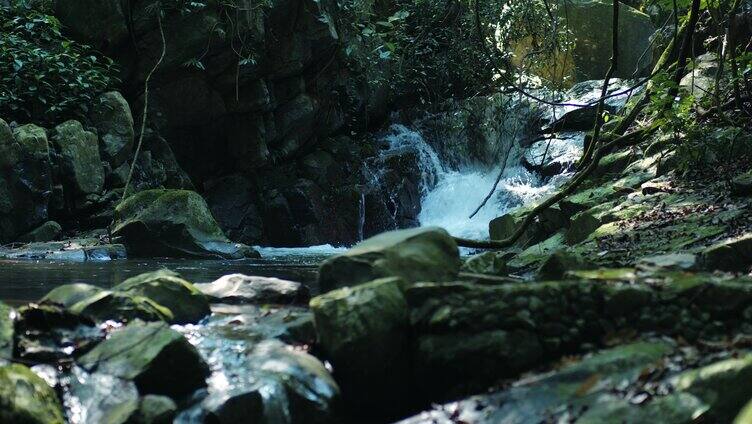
[[0, 79, 642, 423]]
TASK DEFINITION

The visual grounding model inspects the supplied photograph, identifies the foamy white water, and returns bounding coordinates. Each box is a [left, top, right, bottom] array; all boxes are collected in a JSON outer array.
[[377, 125, 579, 241]]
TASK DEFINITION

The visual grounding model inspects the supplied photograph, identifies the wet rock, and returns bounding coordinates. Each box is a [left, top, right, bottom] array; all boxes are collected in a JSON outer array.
[[90, 91, 134, 167], [115, 269, 210, 324], [673, 354, 752, 421], [318, 227, 460, 293], [14, 303, 102, 363], [78, 321, 209, 398], [0, 302, 12, 364], [732, 170, 752, 196], [69, 291, 173, 323], [0, 363, 65, 424], [16, 221, 62, 243], [0, 119, 53, 243], [680, 53, 718, 100], [112, 189, 260, 259], [66, 366, 140, 424], [41, 283, 104, 308], [310, 277, 409, 413], [700, 233, 752, 272], [197, 274, 309, 305], [181, 338, 339, 424], [461, 251, 508, 276], [521, 134, 583, 177], [52, 120, 105, 196], [133, 395, 177, 424]]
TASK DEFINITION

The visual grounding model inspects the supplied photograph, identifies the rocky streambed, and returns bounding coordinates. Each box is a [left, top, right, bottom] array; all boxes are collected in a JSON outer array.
[[2, 222, 752, 424]]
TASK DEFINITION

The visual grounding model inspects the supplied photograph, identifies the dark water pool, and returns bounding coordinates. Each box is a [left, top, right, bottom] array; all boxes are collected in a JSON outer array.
[[0, 245, 342, 303]]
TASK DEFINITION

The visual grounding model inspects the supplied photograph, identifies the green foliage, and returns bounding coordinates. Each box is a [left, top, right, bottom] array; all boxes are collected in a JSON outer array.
[[331, 0, 569, 106], [0, 7, 119, 124]]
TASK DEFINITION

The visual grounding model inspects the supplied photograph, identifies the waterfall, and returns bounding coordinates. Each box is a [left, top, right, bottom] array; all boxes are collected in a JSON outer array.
[[372, 124, 581, 241]]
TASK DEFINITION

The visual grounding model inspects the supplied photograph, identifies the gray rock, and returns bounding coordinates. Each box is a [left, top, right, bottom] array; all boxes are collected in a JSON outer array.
[[461, 251, 508, 276], [197, 274, 309, 305], [318, 227, 461, 293]]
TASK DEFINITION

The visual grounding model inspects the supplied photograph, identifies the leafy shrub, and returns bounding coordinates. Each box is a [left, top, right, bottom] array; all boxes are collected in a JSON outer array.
[[0, 7, 119, 124]]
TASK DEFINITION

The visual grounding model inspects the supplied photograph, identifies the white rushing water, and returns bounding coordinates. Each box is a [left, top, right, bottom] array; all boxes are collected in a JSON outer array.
[[380, 124, 579, 241]]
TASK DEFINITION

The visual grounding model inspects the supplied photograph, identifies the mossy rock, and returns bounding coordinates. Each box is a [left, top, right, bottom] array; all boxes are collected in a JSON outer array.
[[41, 283, 104, 308], [700, 233, 752, 272], [673, 354, 752, 421], [310, 277, 409, 411], [78, 321, 209, 398], [52, 120, 104, 196], [69, 290, 173, 323], [731, 170, 752, 196], [507, 232, 566, 271], [0, 302, 12, 363], [318, 227, 460, 293], [112, 189, 259, 259], [489, 205, 569, 247], [536, 250, 590, 280], [461, 251, 508, 276], [115, 269, 210, 324], [0, 363, 65, 424]]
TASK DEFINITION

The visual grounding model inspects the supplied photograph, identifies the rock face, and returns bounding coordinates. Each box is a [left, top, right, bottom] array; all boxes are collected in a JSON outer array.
[[112, 189, 259, 259], [310, 277, 410, 413], [197, 274, 309, 305], [52, 120, 105, 196], [114, 269, 210, 324], [51, 0, 394, 246], [0, 363, 66, 423], [0, 119, 53, 243], [90, 91, 134, 167], [318, 227, 461, 293], [516, 0, 655, 83], [78, 321, 210, 398]]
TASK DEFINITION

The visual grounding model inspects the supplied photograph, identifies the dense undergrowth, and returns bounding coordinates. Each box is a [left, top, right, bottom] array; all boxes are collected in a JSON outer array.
[[0, 4, 119, 124]]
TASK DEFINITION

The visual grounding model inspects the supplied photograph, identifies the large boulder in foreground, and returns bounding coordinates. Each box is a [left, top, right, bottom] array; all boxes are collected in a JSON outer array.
[[318, 227, 461, 292], [310, 277, 410, 414], [112, 189, 260, 259], [0, 363, 65, 423], [79, 321, 209, 398], [114, 269, 210, 324]]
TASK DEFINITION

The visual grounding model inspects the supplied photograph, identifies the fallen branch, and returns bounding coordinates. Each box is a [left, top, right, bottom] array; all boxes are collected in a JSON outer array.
[[468, 141, 515, 219]]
